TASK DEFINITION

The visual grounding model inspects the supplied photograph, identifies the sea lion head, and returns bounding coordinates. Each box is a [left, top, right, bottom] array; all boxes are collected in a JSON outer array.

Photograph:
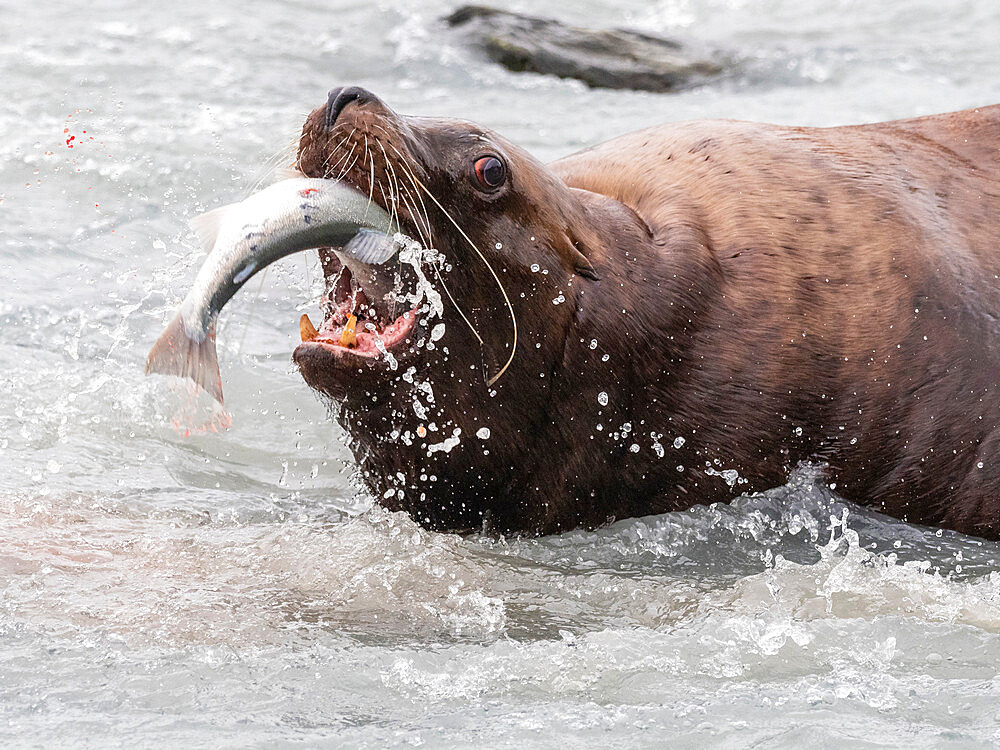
[[292, 86, 658, 532]]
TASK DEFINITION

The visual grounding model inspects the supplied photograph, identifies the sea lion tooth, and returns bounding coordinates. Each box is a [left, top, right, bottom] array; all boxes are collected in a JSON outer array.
[[339, 315, 358, 348], [299, 313, 318, 342]]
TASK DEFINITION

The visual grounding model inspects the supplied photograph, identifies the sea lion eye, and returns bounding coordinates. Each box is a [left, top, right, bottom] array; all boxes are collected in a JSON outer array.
[[473, 155, 505, 190]]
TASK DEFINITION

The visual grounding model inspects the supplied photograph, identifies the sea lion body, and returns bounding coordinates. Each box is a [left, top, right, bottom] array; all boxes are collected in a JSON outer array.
[[294, 89, 1000, 538]]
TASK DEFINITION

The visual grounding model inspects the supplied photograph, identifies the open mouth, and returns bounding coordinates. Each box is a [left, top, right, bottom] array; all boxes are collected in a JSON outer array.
[[299, 263, 420, 357], [294, 120, 429, 375], [295, 253, 420, 363]]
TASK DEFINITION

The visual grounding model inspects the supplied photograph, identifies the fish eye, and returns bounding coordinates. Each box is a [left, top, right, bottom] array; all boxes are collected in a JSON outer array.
[[473, 155, 506, 190]]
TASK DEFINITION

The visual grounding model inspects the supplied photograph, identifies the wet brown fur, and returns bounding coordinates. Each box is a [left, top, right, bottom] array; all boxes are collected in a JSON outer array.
[[295, 92, 1000, 538]]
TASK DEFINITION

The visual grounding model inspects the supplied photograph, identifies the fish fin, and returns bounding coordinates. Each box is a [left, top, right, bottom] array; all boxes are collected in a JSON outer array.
[[342, 229, 399, 265], [275, 167, 306, 181], [145, 311, 224, 404], [188, 205, 232, 253]]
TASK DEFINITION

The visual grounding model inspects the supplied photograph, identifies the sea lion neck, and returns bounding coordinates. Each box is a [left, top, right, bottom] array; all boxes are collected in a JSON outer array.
[[558, 183, 723, 359]]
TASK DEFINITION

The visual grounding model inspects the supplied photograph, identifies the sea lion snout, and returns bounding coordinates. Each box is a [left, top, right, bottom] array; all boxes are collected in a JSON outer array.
[[324, 85, 382, 130]]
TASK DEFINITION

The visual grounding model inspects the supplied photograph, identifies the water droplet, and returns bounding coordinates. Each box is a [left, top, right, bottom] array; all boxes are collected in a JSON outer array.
[[589, 339, 598, 350], [629, 443, 640, 453], [673, 436, 686, 449], [597, 391, 609, 406], [476, 427, 491, 440], [530, 263, 540, 272]]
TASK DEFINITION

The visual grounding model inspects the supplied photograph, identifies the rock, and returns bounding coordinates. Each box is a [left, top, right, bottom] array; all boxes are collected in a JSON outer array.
[[445, 5, 730, 93]]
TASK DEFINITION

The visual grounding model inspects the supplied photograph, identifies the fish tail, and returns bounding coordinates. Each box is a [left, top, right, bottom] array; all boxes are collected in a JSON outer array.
[[145, 311, 224, 404]]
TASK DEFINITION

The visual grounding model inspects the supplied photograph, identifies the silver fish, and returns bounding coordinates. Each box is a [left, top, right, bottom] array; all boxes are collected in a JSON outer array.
[[146, 177, 403, 403]]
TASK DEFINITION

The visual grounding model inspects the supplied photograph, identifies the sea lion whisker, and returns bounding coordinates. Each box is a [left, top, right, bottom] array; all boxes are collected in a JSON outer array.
[[388, 151, 434, 244], [327, 130, 362, 183], [337, 148, 361, 183], [377, 140, 410, 236], [325, 130, 358, 178], [381, 159, 410, 316], [374, 181, 400, 320], [400, 181, 430, 242], [363, 135, 377, 221], [369, 133, 487, 354], [367, 127, 418, 208], [381, 139, 435, 247], [380, 143, 400, 208], [399, 186, 431, 250], [414, 179, 518, 387], [390, 168, 428, 246], [377, 182, 398, 245], [396, 168, 432, 245], [383, 159, 428, 247], [323, 128, 357, 173], [319, 127, 358, 178], [432, 262, 485, 349], [374, 139, 397, 215], [248, 140, 299, 195], [269, 140, 300, 172], [367, 134, 487, 349]]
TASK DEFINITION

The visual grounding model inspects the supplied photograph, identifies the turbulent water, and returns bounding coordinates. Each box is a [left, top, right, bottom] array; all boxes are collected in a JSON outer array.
[[3, 0, 1000, 746]]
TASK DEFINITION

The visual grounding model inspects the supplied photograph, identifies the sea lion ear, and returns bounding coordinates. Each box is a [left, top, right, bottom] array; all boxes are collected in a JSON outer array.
[[556, 229, 601, 281], [563, 218, 602, 281], [563, 186, 645, 282], [573, 251, 600, 281]]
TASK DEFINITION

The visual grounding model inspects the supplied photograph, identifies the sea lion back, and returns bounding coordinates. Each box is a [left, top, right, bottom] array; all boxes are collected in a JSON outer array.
[[865, 103, 1000, 173]]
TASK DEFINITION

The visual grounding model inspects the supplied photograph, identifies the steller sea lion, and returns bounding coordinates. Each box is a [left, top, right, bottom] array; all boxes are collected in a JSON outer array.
[[293, 86, 1000, 538]]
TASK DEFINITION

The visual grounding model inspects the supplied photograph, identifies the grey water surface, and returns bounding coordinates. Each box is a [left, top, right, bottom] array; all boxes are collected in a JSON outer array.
[[3, 1, 1000, 747]]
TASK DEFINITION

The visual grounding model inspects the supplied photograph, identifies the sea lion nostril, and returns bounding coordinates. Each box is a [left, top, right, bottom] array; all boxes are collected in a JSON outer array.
[[325, 86, 378, 129]]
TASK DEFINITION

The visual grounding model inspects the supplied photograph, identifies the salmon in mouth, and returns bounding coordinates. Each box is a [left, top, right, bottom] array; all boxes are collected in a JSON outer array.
[[292, 90, 445, 390], [145, 174, 413, 404]]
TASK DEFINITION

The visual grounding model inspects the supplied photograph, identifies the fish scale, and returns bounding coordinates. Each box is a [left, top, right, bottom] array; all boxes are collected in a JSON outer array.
[[146, 177, 405, 403]]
